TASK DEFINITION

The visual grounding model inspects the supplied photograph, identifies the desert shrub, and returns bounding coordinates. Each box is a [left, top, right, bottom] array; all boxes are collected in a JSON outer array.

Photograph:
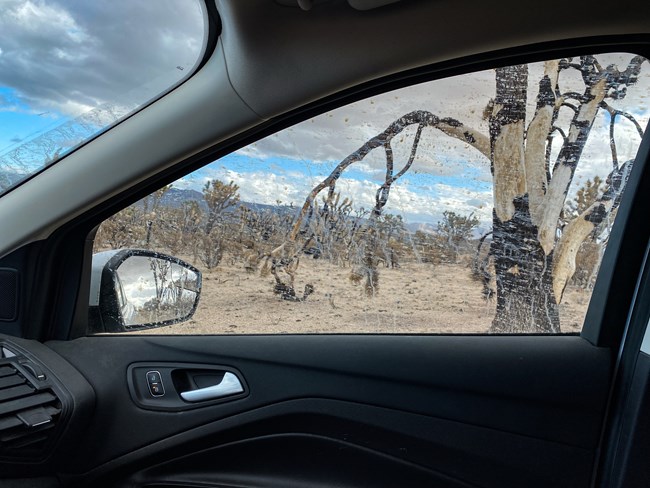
[[197, 233, 224, 269], [95, 206, 145, 250]]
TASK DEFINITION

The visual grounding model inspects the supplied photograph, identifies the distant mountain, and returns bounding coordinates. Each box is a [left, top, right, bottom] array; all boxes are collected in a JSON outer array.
[[159, 188, 204, 209], [156, 188, 299, 217], [151, 188, 457, 235]]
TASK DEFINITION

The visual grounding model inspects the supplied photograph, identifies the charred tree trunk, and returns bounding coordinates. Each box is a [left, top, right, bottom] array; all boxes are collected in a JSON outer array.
[[488, 65, 562, 332], [280, 54, 644, 326], [490, 196, 560, 333], [486, 56, 644, 331]]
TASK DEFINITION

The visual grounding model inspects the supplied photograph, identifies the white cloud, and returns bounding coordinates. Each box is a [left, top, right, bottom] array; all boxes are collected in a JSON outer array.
[[190, 163, 494, 227], [192, 55, 650, 228], [236, 54, 648, 193], [198, 167, 311, 207], [0, 0, 204, 118], [8, 1, 84, 37]]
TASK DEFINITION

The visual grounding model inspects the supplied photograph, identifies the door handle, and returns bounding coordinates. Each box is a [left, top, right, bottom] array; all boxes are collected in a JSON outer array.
[[180, 372, 244, 402]]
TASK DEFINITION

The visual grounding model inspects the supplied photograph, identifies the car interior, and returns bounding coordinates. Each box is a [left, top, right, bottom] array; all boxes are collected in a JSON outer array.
[[0, 0, 650, 487]]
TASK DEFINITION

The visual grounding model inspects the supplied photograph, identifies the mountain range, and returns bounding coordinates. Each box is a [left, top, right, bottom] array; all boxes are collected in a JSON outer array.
[[156, 188, 440, 233]]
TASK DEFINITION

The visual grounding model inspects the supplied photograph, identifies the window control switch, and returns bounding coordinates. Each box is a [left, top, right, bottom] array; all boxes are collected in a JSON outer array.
[[146, 370, 165, 397]]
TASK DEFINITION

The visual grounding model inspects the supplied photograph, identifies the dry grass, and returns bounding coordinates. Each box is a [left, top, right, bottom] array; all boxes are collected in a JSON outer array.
[[137, 256, 588, 335]]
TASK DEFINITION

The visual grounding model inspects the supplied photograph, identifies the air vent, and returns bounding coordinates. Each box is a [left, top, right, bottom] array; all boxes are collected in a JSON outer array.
[[0, 363, 61, 457]]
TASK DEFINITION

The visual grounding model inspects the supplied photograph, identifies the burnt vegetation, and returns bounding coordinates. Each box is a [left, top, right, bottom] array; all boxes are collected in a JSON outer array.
[[95, 55, 646, 332], [94, 181, 482, 302]]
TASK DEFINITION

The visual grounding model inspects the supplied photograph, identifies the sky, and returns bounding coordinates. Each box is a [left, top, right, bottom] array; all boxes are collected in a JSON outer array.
[[1, 2, 649, 230], [175, 54, 650, 230], [0, 0, 205, 169]]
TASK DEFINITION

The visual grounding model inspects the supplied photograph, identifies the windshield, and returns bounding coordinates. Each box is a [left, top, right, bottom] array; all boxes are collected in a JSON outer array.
[[0, 0, 206, 195]]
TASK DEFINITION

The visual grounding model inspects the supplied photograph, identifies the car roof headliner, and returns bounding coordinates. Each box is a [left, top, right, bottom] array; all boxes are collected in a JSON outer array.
[[220, 0, 650, 118]]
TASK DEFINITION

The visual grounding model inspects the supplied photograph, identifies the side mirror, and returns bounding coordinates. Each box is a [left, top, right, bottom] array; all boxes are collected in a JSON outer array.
[[89, 249, 202, 333]]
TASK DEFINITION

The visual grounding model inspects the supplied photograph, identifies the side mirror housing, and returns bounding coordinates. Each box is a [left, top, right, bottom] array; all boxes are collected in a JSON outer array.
[[89, 249, 202, 333]]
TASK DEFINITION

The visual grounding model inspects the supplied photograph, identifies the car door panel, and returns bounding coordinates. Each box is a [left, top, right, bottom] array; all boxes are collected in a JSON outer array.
[[32, 334, 610, 487]]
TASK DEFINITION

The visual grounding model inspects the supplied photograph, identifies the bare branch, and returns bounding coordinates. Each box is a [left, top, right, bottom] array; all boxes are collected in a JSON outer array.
[[552, 161, 632, 301], [598, 100, 645, 173], [545, 135, 553, 183], [619, 111, 645, 138], [394, 123, 424, 181], [604, 55, 646, 100], [538, 54, 619, 255], [561, 92, 585, 103], [373, 123, 424, 217], [289, 111, 488, 240], [600, 101, 645, 138], [550, 126, 568, 142], [560, 102, 579, 114], [437, 118, 490, 158], [609, 113, 619, 170], [525, 61, 559, 224], [540, 55, 643, 254], [384, 142, 394, 180], [544, 127, 567, 183]]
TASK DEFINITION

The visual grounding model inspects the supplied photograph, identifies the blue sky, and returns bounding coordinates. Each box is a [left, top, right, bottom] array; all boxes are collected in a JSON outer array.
[[176, 145, 496, 228], [0, 87, 68, 156], [186, 153, 491, 197], [171, 60, 650, 230], [0, 0, 204, 180]]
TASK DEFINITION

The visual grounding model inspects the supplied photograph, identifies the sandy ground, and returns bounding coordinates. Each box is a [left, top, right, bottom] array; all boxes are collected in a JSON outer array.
[[137, 257, 589, 335]]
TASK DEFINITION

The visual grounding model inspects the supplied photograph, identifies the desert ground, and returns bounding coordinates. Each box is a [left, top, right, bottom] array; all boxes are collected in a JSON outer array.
[[137, 256, 590, 335]]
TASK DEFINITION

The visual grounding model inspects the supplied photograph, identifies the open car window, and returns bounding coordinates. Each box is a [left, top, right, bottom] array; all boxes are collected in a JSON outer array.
[[91, 52, 650, 335], [0, 0, 206, 197]]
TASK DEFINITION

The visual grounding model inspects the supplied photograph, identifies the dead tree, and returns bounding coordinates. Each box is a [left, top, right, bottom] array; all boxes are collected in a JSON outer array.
[[485, 57, 644, 332], [203, 180, 240, 235], [195, 179, 240, 269], [289, 114, 457, 295], [280, 55, 645, 331]]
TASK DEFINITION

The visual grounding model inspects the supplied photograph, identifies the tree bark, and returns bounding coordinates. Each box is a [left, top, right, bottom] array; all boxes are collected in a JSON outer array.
[[488, 65, 562, 332], [490, 195, 560, 333]]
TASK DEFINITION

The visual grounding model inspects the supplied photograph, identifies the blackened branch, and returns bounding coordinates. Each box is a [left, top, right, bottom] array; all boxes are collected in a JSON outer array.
[[550, 126, 568, 143], [609, 113, 619, 170], [394, 123, 424, 181], [289, 111, 488, 240], [599, 101, 645, 138], [560, 102, 578, 114]]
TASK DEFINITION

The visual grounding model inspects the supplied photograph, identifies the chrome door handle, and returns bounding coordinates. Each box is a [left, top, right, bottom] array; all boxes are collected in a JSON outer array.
[[180, 372, 244, 402]]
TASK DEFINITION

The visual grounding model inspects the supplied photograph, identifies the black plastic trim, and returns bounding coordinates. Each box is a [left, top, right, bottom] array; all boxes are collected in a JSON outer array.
[[596, 240, 650, 487], [65, 398, 595, 488], [603, 351, 650, 487], [47, 333, 611, 477], [0, 268, 19, 322], [582, 135, 650, 349]]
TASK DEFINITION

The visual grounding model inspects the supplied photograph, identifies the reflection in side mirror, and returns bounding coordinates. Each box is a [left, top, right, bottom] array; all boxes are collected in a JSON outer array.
[[89, 250, 202, 333]]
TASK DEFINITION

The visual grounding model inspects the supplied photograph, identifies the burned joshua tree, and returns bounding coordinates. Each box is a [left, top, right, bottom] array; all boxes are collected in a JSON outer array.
[[267, 56, 645, 331]]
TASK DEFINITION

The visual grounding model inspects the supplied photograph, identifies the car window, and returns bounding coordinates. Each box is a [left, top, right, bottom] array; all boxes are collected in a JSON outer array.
[[92, 53, 650, 335], [0, 0, 206, 196]]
